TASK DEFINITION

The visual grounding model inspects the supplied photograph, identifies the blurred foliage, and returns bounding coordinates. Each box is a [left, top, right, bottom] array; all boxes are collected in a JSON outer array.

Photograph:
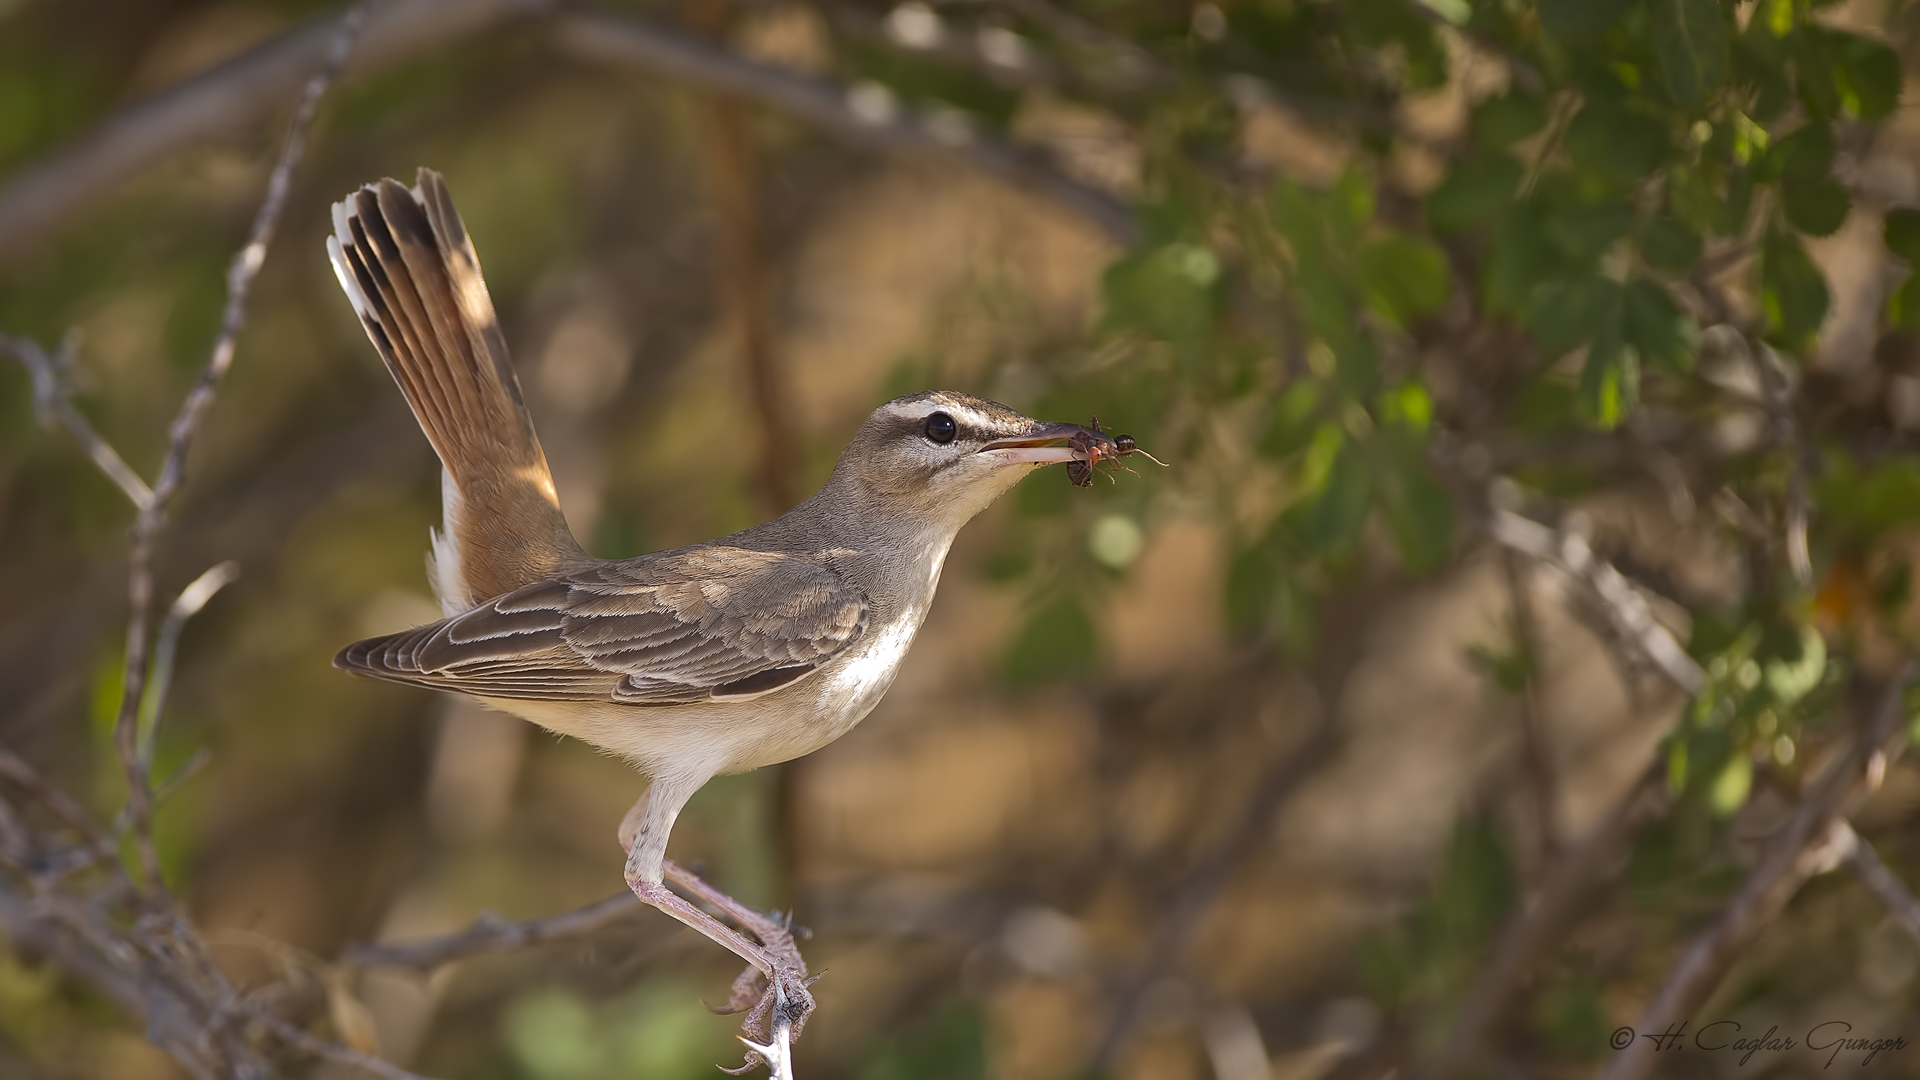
[[9, 0, 1920, 1076]]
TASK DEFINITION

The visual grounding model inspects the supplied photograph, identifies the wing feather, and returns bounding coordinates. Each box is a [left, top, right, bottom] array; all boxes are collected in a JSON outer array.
[[335, 547, 869, 705]]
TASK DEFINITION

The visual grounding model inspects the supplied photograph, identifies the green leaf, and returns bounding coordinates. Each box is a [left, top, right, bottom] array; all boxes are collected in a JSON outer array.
[[1764, 625, 1827, 706], [1651, 0, 1728, 107], [1832, 33, 1903, 119], [1763, 123, 1834, 184], [1529, 275, 1620, 355], [1543, 201, 1634, 264], [1260, 381, 1324, 458], [1099, 243, 1219, 345], [1639, 215, 1703, 271], [1287, 436, 1373, 555], [1760, 228, 1830, 344], [1000, 595, 1098, 686], [1471, 91, 1547, 148], [1579, 330, 1639, 428], [1357, 235, 1451, 327], [1781, 176, 1850, 237], [1537, 0, 1632, 43], [1708, 755, 1752, 816], [1622, 279, 1698, 372], [1378, 456, 1455, 573], [1888, 272, 1920, 330], [1482, 209, 1559, 315], [1225, 545, 1283, 638], [1328, 169, 1377, 248], [1427, 151, 1523, 233], [1884, 208, 1920, 263], [1564, 106, 1667, 186]]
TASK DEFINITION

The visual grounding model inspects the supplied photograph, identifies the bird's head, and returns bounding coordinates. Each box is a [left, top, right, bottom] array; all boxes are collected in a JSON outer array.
[[830, 391, 1113, 530]]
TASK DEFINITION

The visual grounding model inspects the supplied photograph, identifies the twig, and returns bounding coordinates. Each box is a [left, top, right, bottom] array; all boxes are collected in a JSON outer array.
[[550, 10, 1137, 245], [344, 892, 645, 969], [0, 749, 111, 850], [1598, 660, 1918, 1080], [1391, 0, 1545, 95], [1426, 763, 1665, 1080], [1842, 826, 1920, 947], [1486, 503, 1706, 695], [254, 1013, 438, 1080], [1092, 718, 1339, 1064], [137, 562, 241, 772], [1500, 548, 1560, 862], [0, 331, 154, 507], [110, 0, 367, 891], [732, 991, 798, 1080], [0, 0, 557, 264]]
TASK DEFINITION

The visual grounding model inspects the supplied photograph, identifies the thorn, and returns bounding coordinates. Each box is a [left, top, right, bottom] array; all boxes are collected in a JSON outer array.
[[801, 970, 826, 987]]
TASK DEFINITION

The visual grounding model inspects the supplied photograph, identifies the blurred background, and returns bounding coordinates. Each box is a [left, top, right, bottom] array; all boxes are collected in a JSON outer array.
[[6, 0, 1920, 1077]]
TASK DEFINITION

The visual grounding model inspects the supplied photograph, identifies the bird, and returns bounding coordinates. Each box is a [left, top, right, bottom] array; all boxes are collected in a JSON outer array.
[[323, 168, 1125, 1048]]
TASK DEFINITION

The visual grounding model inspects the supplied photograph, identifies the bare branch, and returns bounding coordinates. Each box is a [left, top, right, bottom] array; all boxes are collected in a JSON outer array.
[[1598, 661, 1918, 1080], [1090, 717, 1339, 1064], [344, 892, 644, 969], [137, 562, 241, 772], [1427, 764, 1666, 1080], [253, 1012, 438, 1080], [1486, 502, 1706, 695], [112, 1, 367, 890], [0, 0, 558, 264], [0, 331, 154, 508], [550, 10, 1137, 245], [1500, 548, 1560, 862], [1843, 825, 1920, 947]]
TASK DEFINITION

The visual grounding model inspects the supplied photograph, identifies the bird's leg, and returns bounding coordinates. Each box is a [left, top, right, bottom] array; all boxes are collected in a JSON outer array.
[[619, 784, 816, 1046]]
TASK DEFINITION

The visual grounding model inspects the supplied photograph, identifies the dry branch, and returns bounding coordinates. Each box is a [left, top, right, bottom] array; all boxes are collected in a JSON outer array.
[[1486, 504, 1705, 694], [0, 0, 556, 264], [1844, 827, 1920, 947], [550, 10, 1136, 244], [344, 892, 644, 970], [1597, 661, 1918, 1080], [0, 8, 401, 1077], [1426, 764, 1666, 1080], [0, 332, 153, 507], [113, 0, 368, 893], [0, 0, 1135, 268]]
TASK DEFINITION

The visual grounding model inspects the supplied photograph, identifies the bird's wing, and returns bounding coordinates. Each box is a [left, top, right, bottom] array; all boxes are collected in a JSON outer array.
[[336, 548, 870, 705]]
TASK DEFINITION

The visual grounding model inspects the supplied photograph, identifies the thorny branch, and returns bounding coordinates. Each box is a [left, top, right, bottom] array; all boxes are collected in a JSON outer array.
[[0, 331, 153, 507], [1598, 660, 1920, 1080], [1485, 499, 1705, 695], [113, 0, 368, 895], [344, 893, 644, 970], [1442, 490, 1920, 1079], [0, 0, 1134, 264], [1843, 825, 1920, 947], [1499, 548, 1560, 863], [1092, 590, 1390, 1067], [0, 5, 387, 1077]]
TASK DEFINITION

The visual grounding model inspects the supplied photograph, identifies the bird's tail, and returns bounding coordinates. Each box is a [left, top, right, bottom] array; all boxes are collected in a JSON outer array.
[[327, 168, 585, 611]]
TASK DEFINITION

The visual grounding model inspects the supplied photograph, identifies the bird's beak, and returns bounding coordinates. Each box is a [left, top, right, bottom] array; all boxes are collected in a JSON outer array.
[[978, 420, 1109, 466]]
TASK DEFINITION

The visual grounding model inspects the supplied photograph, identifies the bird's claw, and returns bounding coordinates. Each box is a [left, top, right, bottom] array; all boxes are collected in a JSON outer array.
[[721, 969, 806, 1078]]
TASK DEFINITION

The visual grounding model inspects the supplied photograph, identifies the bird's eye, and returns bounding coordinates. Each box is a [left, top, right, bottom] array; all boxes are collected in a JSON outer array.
[[923, 412, 958, 444]]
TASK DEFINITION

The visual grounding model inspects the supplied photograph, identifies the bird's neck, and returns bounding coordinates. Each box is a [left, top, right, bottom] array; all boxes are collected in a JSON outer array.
[[744, 477, 965, 620]]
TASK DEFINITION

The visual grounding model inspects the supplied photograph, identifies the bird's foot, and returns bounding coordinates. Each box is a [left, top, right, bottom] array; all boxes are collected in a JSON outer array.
[[717, 951, 818, 1043], [718, 965, 811, 1078], [660, 858, 817, 1043]]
